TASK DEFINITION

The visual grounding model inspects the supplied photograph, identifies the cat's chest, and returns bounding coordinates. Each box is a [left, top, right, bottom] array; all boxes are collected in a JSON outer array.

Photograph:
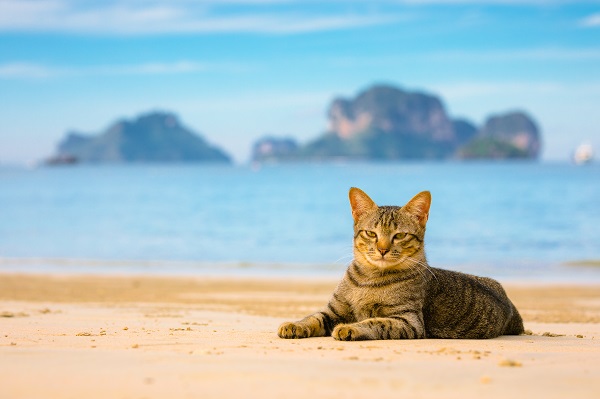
[[348, 286, 419, 321]]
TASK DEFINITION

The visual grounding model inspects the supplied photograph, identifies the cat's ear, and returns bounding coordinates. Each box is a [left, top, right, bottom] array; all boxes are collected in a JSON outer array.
[[403, 191, 431, 227], [349, 187, 378, 222]]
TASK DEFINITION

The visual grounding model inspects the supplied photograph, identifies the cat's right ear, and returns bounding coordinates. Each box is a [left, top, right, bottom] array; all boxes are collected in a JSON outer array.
[[403, 191, 431, 228], [349, 187, 377, 222]]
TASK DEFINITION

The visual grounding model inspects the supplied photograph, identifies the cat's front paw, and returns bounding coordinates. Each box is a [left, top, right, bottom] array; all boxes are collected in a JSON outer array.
[[278, 322, 311, 339], [332, 324, 362, 341]]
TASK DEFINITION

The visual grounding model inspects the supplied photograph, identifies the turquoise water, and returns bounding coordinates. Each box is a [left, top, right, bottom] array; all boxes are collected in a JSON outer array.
[[0, 162, 599, 282]]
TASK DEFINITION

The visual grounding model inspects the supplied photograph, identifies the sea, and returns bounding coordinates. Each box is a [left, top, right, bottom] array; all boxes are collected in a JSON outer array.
[[0, 162, 599, 283]]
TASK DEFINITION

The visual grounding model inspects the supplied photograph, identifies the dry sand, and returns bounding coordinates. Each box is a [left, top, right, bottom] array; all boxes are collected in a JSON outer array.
[[1, 273, 599, 398]]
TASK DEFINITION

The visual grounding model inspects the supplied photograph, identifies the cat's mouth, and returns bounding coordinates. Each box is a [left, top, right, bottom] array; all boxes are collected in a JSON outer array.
[[354, 249, 406, 269], [366, 252, 419, 270], [370, 256, 402, 269]]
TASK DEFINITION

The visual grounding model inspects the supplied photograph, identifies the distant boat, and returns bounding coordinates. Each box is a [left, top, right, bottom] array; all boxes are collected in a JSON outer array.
[[572, 143, 594, 165], [44, 154, 79, 166]]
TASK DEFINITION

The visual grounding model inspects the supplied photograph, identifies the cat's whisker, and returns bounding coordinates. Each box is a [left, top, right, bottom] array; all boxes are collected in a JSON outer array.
[[402, 257, 438, 282], [334, 254, 354, 264], [405, 261, 427, 281]]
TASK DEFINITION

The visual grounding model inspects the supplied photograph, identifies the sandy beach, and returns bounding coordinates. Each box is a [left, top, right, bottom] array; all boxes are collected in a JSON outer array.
[[1, 273, 599, 398]]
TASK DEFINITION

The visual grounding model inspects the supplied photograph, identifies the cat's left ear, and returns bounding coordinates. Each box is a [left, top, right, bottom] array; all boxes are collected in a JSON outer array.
[[349, 187, 378, 222], [403, 191, 431, 227]]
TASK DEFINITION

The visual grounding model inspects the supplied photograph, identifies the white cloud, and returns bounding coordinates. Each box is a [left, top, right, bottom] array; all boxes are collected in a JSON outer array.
[[430, 81, 564, 100], [398, 0, 591, 4], [91, 61, 212, 75], [425, 48, 600, 61], [580, 13, 600, 27], [327, 47, 600, 68], [0, 61, 247, 79], [0, 0, 401, 35], [0, 62, 55, 78]]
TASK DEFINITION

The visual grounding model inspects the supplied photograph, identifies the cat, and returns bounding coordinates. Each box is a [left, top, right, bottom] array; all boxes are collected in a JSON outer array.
[[278, 187, 524, 340]]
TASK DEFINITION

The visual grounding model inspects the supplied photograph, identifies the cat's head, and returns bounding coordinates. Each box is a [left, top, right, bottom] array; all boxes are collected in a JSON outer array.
[[349, 187, 431, 270]]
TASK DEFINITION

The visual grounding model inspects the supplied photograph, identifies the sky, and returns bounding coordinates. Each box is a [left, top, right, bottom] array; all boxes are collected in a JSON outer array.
[[1, 0, 599, 164]]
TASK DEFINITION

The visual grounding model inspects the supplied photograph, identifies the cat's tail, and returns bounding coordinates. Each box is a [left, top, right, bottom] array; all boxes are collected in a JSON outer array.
[[505, 304, 525, 335]]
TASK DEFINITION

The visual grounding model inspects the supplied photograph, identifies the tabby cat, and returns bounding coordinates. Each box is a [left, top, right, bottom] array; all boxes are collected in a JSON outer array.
[[278, 188, 524, 340]]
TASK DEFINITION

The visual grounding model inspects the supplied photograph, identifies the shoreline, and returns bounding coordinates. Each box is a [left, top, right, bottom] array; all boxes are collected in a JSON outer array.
[[1, 256, 600, 285], [1, 272, 599, 398]]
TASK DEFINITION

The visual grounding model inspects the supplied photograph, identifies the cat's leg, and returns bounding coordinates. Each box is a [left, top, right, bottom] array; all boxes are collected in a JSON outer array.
[[332, 315, 425, 341], [279, 292, 351, 339], [278, 310, 338, 339]]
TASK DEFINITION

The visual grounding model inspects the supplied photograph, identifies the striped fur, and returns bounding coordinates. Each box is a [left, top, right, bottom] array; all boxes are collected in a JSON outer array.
[[278, 188, 524, 340]]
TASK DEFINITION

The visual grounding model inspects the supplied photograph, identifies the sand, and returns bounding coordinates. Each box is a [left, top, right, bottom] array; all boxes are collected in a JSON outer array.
[[1, 273, 599, 398]]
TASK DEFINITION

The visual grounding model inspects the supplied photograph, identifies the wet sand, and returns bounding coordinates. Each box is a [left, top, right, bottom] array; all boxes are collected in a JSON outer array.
[[1, 273, 599, 398]]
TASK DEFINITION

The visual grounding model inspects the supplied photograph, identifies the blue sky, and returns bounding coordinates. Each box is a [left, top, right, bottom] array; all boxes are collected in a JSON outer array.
[[1, 0, 599, 164]]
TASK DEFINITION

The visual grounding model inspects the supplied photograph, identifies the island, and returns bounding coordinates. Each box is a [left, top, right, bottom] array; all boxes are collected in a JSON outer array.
[[252, 84, 541, 162], [47, 111, 232, 164]]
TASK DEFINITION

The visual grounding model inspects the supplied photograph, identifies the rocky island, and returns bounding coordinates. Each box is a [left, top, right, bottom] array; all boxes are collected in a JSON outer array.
[[48, 111, 231, 164], [459, 111, 541, 159], [252, 84, 541, 162]]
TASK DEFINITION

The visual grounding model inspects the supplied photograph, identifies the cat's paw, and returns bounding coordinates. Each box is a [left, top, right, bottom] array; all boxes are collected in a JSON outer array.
[[278, 322, 311, 339], [332, 324, 362, 341]]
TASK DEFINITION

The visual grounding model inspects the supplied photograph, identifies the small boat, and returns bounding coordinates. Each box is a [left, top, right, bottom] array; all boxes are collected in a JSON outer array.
[[573, 143, 594, 165], [44, 154, 79, 166]]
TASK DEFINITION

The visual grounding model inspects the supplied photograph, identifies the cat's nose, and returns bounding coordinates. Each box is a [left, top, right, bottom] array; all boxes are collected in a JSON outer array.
[[378, 248, 389, 256]]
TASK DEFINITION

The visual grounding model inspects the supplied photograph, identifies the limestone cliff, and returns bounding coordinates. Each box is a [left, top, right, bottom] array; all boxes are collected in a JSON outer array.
[[459, 111, 541, 159], [252, 84, 541, 162]]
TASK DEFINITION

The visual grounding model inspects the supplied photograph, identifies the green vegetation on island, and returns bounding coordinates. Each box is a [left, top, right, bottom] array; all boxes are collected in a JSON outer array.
[[252, 84, 541, 162], [47, 111, 231, 164]]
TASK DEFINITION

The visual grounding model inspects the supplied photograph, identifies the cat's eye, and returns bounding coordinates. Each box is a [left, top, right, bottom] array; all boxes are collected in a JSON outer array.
[[364, 230, 377, 238], [394, 232, 407, 240]]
